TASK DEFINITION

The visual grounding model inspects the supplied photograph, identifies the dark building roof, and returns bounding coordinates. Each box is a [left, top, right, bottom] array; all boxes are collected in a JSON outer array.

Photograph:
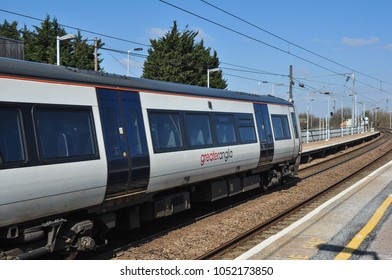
[[0, 37, 24, 60]]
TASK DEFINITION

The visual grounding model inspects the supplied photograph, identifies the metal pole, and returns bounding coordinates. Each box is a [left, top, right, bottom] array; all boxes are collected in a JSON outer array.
[[127, 51, 130, 76], [207, 68, 210, 88], [94, 37, 98, 71], [327, 97, 330, 140], [207, 68, 220, 88], [341, 101, 344, 137], [351, 73, 355, 135], [289, 65, 293, 103], [56, 36, 60, 66], [56, 34, 76, 66], [306, 101, 309, 143]]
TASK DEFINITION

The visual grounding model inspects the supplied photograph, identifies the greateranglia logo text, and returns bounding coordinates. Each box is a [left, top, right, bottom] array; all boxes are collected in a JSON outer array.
[[200, 149, 234, 166]]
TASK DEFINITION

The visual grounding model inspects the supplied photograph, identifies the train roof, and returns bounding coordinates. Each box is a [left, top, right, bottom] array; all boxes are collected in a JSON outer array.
[[0, 57, 292, 106]]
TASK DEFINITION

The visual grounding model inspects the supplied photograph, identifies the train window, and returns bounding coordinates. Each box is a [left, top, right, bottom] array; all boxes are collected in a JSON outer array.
[[237, 115, 257, 144], [291, 112, 299, 139], [103, 107, 123, 159], [215, 115, 237, 145], [186, 114, 213, 148], [271, 114, 291, 140], [149, 112, 183, 152], [0, 108, 25, 164], [128, 109, 144, 155], [35, 108, 96, 160]]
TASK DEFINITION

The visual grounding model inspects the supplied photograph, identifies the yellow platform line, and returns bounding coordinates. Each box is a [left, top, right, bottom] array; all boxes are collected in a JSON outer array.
[[335, 195, 392, 260]]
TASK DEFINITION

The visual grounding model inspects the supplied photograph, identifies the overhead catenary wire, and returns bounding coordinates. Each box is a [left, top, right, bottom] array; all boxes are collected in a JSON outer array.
[[159, 0, 344, 76], [160, 0, 392, 96], [0, 9, 357, 102], [0, 8, 151, 48], [199, 0, 392, 88], [1, 6, 390, 100], [0, 8, 289, 79]]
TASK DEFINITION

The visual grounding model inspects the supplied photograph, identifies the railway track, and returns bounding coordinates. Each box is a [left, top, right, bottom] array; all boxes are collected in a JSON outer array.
[[89, 131, 391, 260], [197, 132, 392, 260], [299, 131, 388, 179]]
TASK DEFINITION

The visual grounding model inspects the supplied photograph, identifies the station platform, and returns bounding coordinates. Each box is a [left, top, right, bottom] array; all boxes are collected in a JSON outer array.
[[300, 131, 380, 163], [236, 159, 392, 260]]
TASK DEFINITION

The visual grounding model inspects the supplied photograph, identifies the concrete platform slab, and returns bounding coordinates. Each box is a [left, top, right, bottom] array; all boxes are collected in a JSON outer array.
[[236, 160, 392, 260]]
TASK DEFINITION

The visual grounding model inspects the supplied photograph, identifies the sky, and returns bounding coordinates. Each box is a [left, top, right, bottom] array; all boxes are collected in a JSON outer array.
[[1, 0, 392, 117]]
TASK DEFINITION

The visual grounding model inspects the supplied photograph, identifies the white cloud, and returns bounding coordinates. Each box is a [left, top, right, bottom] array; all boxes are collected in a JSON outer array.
[[192, 27, 213, 42], [381, 43, 392, 52], [146, 27, 168, 39], [341, 36, 380, 47]]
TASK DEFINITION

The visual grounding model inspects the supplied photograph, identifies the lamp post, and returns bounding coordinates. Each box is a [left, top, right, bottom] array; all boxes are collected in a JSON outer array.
[[350, 73, 356, 135], [372, 107, 379, 128], [207, 67, 221, 88], [306, 98, 314, 143], [56, 33, 77, 66], [258, 81, 284, 96], [322, 92, 332, 141], [127, 47, 143, 76]]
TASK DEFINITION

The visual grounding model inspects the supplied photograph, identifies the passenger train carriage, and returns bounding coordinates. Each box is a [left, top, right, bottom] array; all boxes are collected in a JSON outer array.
[[0, 57, 301, 259]]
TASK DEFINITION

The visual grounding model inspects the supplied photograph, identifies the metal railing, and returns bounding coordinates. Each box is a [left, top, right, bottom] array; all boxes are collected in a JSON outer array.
[[300, 126, 372, 143]]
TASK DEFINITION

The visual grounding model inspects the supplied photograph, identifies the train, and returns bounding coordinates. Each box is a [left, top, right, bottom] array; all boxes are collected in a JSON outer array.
[[0, 57, 301, 259]]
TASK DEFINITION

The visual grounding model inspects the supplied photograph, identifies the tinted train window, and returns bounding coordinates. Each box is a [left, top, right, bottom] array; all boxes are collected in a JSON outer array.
[[35, 108, 96, 160], [291, 112, 299, 139], [215, 115, 237, 145], [271, 115, 291, 140], [149, 112, 183, 152], [128, 109, 144, 155], [186, 114, 213, 148], [0, 108, 25, 164], [237, 116, 257, 144], [103, 107, 123, 160]]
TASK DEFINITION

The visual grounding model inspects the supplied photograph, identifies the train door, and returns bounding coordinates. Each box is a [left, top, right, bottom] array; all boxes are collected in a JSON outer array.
[[254, 104, 274, 165], [290, 110, 301, 157], [97, 88, 150, 197]]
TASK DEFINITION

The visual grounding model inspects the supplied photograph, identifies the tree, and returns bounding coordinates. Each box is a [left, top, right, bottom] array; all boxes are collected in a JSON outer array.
[[21, 24, 36, 62], [142, 21, 227, 88], [70, 31, 104, 71], [1, 17, 103, 70], [30, 15, 67, 65], [0, 20, 21, 40]]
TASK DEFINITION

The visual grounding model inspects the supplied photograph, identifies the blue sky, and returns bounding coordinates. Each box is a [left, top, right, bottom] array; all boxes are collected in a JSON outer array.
[[1, 0, 392, 117]]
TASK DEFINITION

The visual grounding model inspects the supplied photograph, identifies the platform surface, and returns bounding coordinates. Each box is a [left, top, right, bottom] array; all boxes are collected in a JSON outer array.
[[236, 159, 392, 260], [302, 131, 380, 154]]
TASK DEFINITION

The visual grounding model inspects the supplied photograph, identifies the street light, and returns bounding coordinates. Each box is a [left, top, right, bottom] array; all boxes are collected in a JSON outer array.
[[322, 92, 332, 141], [372, 107, 380, 128], [56, 33, 77, 66], [127, 47, 143, 76], [258, 81, 284, 96], [207, 67, 221, 88], [306, 98, 314, 143]]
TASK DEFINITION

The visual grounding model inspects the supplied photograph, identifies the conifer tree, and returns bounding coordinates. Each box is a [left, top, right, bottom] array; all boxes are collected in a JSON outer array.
[[143, 21, 227, 88], [0, 20, 21, 40], [0, 17, 103, 70]]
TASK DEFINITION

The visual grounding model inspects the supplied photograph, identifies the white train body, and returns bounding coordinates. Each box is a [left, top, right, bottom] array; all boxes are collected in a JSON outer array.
[[141, 92, 260, 193], [0, 78, 107, 228], [0, 58, 301, 259]]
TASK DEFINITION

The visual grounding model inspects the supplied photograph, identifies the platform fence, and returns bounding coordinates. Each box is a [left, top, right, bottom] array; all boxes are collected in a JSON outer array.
[[300, 126, 372, 143]]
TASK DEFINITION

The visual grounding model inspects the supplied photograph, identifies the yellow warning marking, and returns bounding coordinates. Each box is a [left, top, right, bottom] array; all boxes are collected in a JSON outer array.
[[303, 237, 327, 249], [287, 254, 309, 260], [335, 195, 392, 260]]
